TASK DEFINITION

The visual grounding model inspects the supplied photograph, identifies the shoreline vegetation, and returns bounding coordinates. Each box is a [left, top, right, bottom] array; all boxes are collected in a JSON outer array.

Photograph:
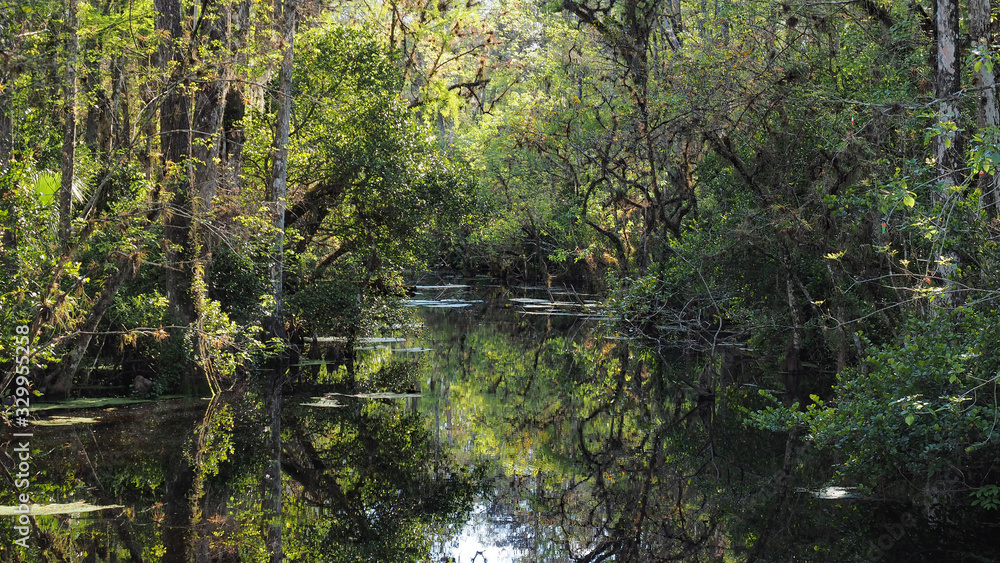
[[2, 0, 1000, 560]]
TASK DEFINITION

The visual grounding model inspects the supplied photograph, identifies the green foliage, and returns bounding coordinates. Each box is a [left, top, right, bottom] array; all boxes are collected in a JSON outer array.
[[200, 404, 236, 477], [286, 274, 364, 336], [207, 243, 270, 325], [750, 309, 1000, 499], [972, 484, 1000, 510], [237, 24, 478, 342]]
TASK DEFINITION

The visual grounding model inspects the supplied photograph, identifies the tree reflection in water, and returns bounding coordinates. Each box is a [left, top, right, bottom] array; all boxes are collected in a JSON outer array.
[[419, 284, 1000, 562], [8, 284, 996, 561], [419, 292, 734, 561], [3, 358, 479, 561]]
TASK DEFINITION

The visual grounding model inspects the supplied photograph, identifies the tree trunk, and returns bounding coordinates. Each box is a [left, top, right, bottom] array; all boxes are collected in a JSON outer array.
[[192, 80, 230, 208], [934, 0, 961, 187], [82, 0, 113, 162], [59, 0, 79, 248], [111, 57, 130, 153], [156, 0, 195, 326], [781, 273, 804, 404], [971, 0, 1000, 217], [218, 2, 250, 194], [932, 0, 962, 305], [265, 0, 296, 560], [191, 0, 241, 209], [188, 0, 244, 394]]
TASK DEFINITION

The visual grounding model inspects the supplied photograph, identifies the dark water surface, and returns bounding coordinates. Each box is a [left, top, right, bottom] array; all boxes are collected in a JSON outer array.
[[4, 281, 998, 561]]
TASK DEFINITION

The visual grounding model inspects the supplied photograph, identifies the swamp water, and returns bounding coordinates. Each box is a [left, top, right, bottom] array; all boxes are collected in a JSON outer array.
[[2, 282, 997, 561]]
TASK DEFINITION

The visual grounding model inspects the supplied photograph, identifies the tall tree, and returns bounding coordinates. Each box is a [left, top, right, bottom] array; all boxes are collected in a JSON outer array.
[[934, 0, 961, 186], [59, 0, 78, 248], [266, 0, 297, 559], [156, 0, 195, 326], [191, 0, 246, 209], [932, 0, 962, 302]]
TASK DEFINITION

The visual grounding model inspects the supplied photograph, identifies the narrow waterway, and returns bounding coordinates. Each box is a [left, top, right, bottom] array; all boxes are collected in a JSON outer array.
[[4, 280, 998, 561], [411, 281, 748, 562]]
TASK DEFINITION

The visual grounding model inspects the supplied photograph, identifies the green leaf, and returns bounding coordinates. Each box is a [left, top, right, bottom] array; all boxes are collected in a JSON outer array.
[[34, 172, 59, 205], [903, 195, 915, 208], [904, 414, 915, 425]]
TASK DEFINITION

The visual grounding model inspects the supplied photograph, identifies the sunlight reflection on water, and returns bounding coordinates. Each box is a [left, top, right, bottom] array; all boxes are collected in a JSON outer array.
[[436, 504, 524, 563]]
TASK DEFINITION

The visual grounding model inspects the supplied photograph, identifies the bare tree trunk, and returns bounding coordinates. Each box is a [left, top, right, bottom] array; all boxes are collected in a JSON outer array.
[[83, 69, 112, 157], [59, 0, 79, 248], [934, 0, 961, 186], [781, 274, 804, 404], [266, 0, 296, 559], [220, 2, 250, 193], [971, 0, 1000, 217]]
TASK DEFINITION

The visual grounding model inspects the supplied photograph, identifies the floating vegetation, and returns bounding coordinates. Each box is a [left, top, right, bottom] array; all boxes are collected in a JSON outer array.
[[315, 336, 407, 343], [406, 298, 481, 308], [32, 397, 154, 413], [301, 398, 346, 408], [292, 359, 339, 367], [507, 295, 605, 320], [522, 311, 582, 316], [0, 502, 123, 516], [324, 392, 422, 399], [33, 416, 101, 426]]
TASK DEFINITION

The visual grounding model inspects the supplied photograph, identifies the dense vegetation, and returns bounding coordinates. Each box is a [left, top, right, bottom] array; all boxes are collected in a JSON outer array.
[[2, 0, 1000, 560]]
